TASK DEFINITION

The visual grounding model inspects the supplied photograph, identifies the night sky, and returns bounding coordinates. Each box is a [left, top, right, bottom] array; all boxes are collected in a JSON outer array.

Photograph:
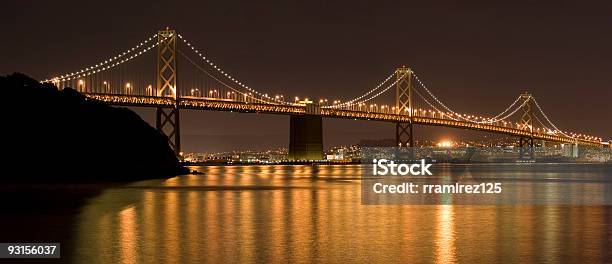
[[2, 0, 611, 152]]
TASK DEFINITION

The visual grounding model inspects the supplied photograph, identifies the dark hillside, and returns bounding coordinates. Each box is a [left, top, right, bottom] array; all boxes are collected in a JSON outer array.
[[0, 73, 187, 182]]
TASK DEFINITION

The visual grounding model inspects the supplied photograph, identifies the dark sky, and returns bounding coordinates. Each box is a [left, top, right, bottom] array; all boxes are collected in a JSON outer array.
[[2, 0, 611, 152]]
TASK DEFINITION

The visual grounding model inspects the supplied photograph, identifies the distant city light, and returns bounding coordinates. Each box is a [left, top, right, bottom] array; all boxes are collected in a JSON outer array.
[[437, 140, 453, 148]]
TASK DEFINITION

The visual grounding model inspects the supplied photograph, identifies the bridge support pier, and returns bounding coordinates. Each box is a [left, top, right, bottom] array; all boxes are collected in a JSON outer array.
[[519, 137, 534, 159], [156, 107, 181, 157], [288, 115, 323, 161], [396, 122, 414, 148], [571, 142, 579, 158]]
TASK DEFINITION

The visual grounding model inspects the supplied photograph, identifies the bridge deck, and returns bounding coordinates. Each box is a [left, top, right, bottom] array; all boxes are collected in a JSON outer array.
[[83, 94, 604, 147]]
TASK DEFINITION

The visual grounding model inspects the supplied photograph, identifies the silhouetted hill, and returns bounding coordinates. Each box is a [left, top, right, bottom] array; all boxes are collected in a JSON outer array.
[[1, 73, 188, 182]]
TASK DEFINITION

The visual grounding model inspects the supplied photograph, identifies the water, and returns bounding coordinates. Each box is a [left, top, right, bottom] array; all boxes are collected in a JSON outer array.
[[1, 164, 611, 263]]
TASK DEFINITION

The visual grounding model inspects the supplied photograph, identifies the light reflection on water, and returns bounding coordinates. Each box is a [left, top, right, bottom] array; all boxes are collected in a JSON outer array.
[[74, 165, 611, 263]]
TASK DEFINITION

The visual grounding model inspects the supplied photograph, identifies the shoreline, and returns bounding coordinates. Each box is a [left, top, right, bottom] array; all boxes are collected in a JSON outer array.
[[182, 160, 612, 166]]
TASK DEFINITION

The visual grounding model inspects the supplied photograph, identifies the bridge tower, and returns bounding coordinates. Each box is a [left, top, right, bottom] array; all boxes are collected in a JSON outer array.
[[395, 66, 414, 148], [155, 28, 181, 156], [518, 92, 534, 159]]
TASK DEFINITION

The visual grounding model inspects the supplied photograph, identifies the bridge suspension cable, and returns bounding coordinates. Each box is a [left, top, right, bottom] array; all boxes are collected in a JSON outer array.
[[412, 87, 459, 121], [327, 72, 408, 109], [325, 69, 528, 124], [42, 33, 159, 83], [490, 96, 531, 122], [178, 50, 282, 105], [532, 97, 574, 138], [46, 42, 158, 85], [412, 72, 496, 123], [177, 34, 293, 105], [325, 72, 395, 108], [490, 95, 523, 121], [412, 71, 532, 124], [34, 27, 603, 144], [533, 114, 553, 133]]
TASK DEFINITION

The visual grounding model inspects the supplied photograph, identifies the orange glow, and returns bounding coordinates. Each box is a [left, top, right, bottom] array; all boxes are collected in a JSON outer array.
[[437, 140, 454, 148]]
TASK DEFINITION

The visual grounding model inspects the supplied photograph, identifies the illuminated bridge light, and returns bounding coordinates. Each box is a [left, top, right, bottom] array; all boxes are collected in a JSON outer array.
[[41, 29, 605, 149]]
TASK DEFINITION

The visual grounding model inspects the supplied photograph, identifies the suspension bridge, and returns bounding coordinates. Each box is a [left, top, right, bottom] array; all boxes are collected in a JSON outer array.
[[42, 28, 609, 160]]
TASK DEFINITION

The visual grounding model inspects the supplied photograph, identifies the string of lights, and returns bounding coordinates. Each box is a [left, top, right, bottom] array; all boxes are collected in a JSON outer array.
[[492, 96, 531, 123], [33, 29, 602, 143], [42, 33, 159, 83], [491, 95, 523, 120], [48, 42, 158, 84], [327, 72, 395, 108], [532, 97, 575, 139], [323, 72, 407, 109], [412, 87, 459, 121], [413, 71, 530, 124], [177, 34, 294, 106], [533, 114, 553, 133], [531, 97, 600, 141], [178, 51, 280, 105]]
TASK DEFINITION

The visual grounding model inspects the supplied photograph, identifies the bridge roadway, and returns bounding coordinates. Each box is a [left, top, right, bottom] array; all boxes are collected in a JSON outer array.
[[83, 93, 603, 147]]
